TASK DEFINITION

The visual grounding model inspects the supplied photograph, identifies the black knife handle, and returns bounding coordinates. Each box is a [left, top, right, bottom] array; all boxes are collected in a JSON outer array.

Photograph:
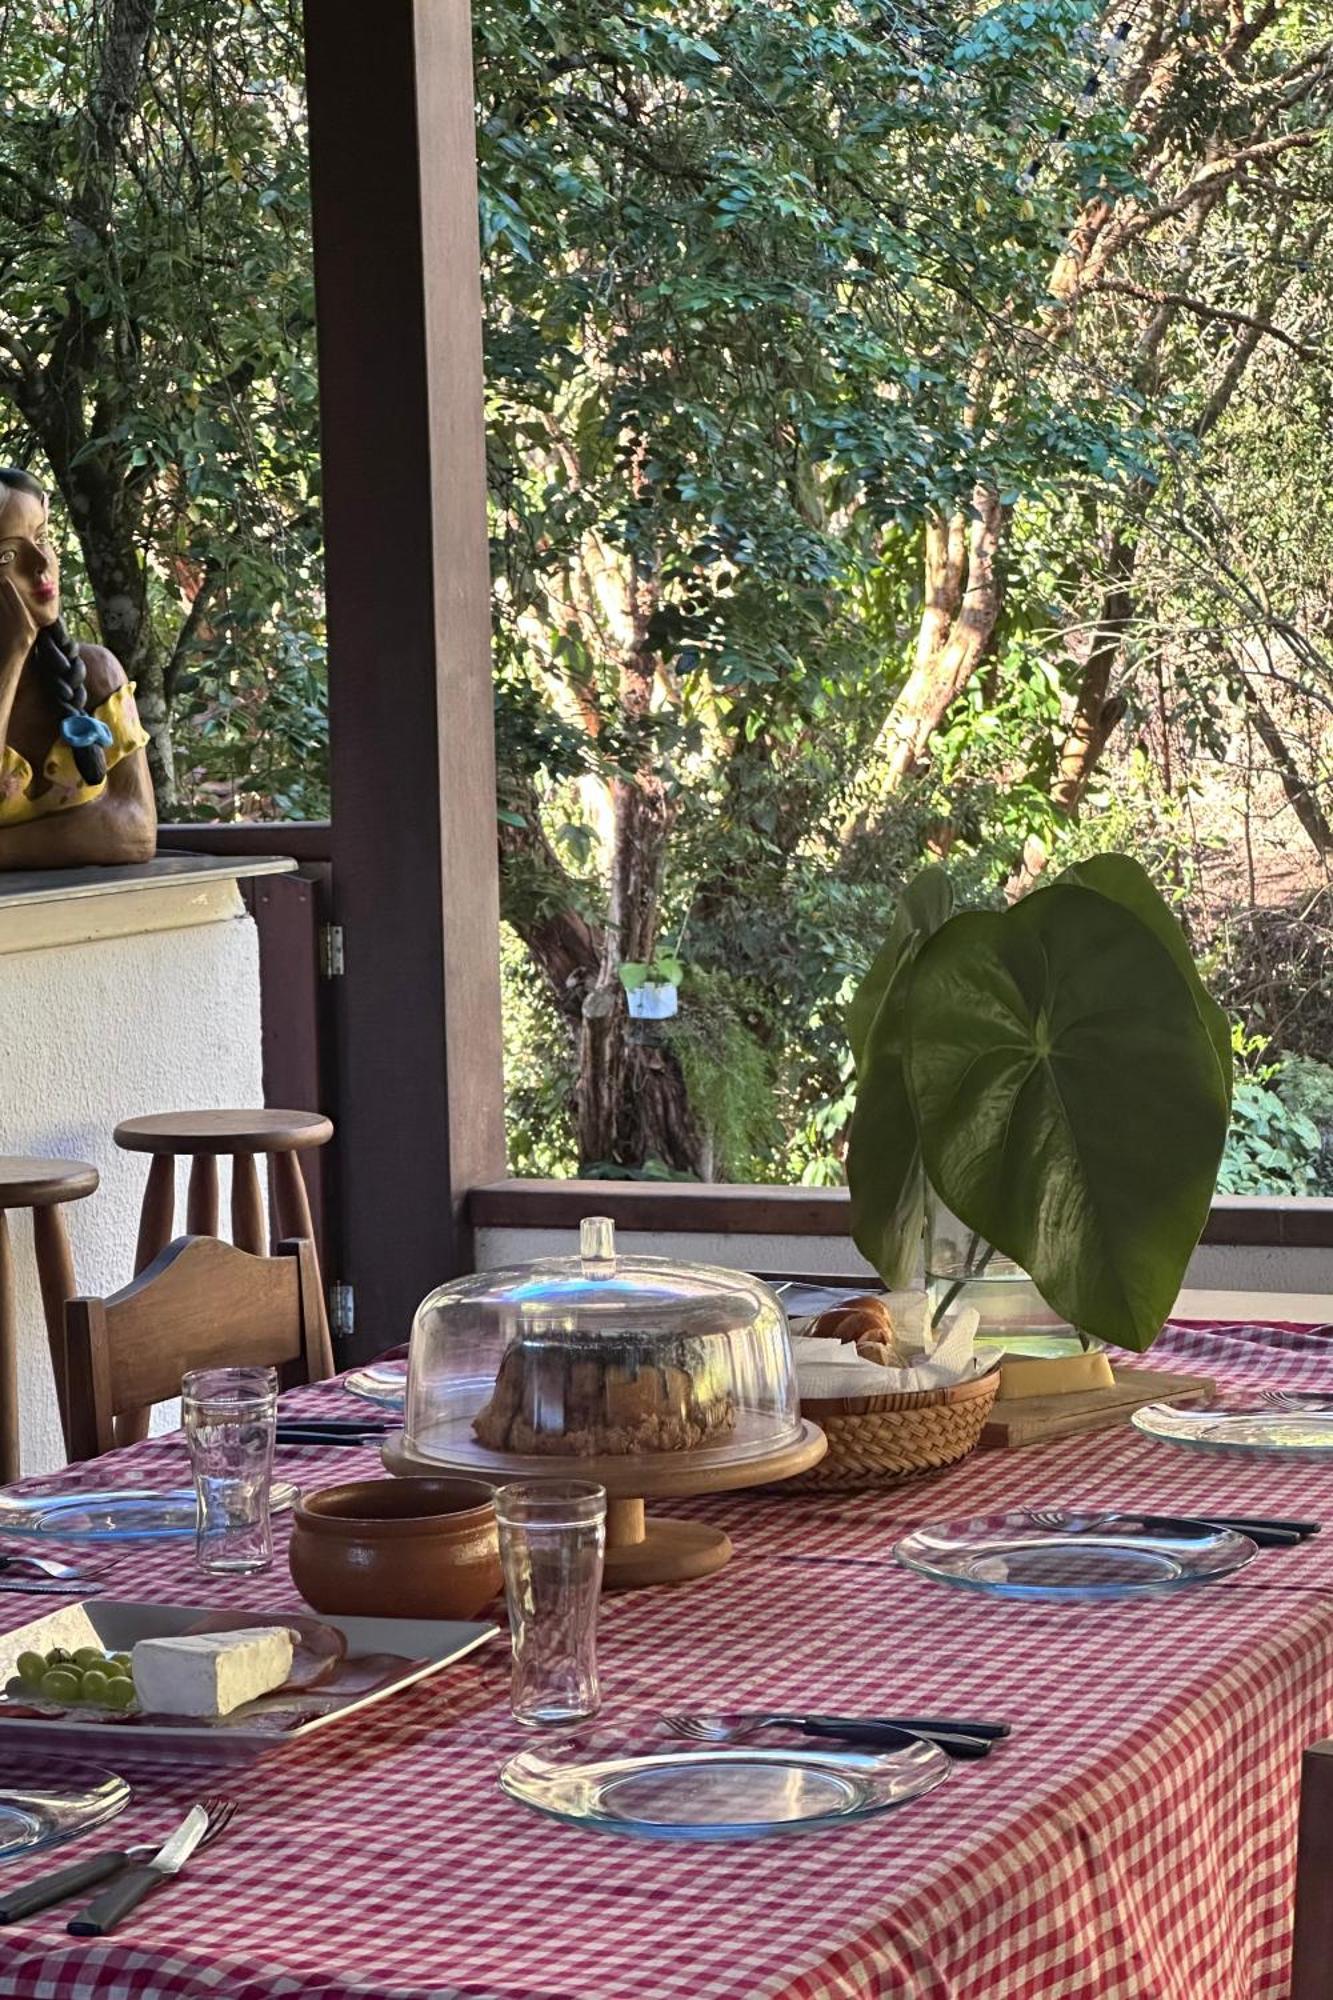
[[881, 1714, 1011, 1741], [798, 1712, 1010, 1742], [68, 1863, 165, 1936], [797, 1717, 993, 1759], [0, 1851, 128, 1925], [1207, 1516, 1320, 1540]]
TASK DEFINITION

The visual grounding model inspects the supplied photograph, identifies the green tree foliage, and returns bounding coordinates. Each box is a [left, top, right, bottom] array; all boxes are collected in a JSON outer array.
[[4, 1, 1330, 1193], [0, 0, 324, 813]]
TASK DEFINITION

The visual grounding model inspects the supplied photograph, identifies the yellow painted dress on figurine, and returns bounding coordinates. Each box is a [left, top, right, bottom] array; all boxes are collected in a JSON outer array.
[[0, 684, 149, 826]]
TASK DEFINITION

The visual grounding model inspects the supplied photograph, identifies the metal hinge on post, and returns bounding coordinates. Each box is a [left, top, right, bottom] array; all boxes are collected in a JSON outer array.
[[329, 1282, 355, 1344], [320, 923, 345, 978]]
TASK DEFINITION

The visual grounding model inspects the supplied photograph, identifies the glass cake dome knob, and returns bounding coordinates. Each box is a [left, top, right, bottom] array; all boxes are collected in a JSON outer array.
[[580, 1215, 617, 1279]]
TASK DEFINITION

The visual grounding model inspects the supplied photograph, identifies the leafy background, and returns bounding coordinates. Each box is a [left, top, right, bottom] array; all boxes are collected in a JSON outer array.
[[2, 0, 1332, 1193]]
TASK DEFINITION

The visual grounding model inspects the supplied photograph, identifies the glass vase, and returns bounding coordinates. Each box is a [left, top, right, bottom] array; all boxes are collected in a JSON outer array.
[[924, 1195, 1097, 1357]]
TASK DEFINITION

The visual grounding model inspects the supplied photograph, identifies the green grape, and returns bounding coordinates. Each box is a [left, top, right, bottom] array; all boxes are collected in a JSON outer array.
[[16, 1651, 46, 1685], [81, 1669, 112, 1704], [5, 1675, 28, 1697], [106, 1660, 132, 1681], [73, 1647, 107, 1668], [39, 1668, 80, 1703], [104, 1675, 137, 1710], [110, 1653, 132, 1672], [45, 1647, 72, 1666]]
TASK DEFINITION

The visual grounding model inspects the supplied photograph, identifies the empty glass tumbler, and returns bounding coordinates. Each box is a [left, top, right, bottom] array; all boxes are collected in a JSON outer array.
[[182, 1365, 279, 1576], [496, 1481, 606, 1727]]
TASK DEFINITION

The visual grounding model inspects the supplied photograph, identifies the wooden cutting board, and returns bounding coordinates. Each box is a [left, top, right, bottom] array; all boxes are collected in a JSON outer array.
[[979, 1367, 1215, 1450]]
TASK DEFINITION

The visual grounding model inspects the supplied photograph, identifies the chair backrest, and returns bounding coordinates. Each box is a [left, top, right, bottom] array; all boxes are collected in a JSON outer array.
[[64, 1234, 328, 1462]]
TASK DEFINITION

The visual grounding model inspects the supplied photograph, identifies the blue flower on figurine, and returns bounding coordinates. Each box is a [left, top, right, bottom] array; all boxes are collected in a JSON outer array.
[[60, 714, 114, 752]]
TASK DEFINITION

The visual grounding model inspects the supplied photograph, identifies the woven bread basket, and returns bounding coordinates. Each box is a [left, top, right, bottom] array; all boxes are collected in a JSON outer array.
[[790, 1365, 1000, 1493]]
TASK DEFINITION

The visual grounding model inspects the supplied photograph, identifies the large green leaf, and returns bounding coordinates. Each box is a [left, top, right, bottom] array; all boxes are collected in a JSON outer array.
[[847, 959, 926, 1289], [846, 866, 953, 1071], [903, 886, 1230, 1349], [845, 867, 954, 1287], [1053, 854, 1233, 1104]]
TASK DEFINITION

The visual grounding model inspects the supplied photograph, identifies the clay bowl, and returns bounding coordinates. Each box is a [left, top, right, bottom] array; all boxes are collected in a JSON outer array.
[[289, 1477, 501, 1621]]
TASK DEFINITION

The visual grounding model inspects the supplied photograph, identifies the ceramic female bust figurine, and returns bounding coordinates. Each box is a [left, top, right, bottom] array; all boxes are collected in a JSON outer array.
[[0, 468, 155, 870]]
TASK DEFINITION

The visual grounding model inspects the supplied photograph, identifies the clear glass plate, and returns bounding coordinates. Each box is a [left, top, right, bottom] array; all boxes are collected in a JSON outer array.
[[0, 1765, 129, 1859], [342, 1362, 407, 1410], [896, 1508, 1256, 1601], [1132, 1392, 1333, 1457], [500, 1732, 949, 1840], [0, 1481, 298, 1542]]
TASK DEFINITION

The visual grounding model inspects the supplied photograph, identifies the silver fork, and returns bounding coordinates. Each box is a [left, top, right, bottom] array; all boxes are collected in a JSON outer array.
[[0, 1550, 89, 1579], [0, 1549, 99, 1595]]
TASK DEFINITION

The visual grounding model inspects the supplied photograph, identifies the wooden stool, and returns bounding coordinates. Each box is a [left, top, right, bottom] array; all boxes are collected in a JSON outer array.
[[114, 1111, 335, 1424], [0, 1157, 99, 1481]]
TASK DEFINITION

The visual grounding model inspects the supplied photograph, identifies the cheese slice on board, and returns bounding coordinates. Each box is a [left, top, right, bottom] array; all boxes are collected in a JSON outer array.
[[132, 1626, 296, 1717], [995, 1352, 1115, 1401]]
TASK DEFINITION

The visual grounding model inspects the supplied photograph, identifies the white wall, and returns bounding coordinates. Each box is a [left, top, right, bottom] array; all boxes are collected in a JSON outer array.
[[0, 872, 267, 1473]]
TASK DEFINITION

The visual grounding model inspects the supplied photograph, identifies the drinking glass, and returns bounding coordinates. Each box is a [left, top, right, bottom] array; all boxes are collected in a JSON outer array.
[[182, 1366, 279, 1576], [495, 1481, 606, 1727]]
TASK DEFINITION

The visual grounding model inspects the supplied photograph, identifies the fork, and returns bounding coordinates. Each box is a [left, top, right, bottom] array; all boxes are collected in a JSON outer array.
[[0, 1796, 237, 1926], [0, 1550, 90, 1580], [663, 1711, 1006, 1758]]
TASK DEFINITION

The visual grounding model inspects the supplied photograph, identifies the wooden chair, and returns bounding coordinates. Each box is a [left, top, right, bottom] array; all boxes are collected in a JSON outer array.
[[0, 1156, 99, 1480], [112, 1109, 335, 1439], [1291, 1738, 1333, 1999], [64, 1234, 329, 1464]]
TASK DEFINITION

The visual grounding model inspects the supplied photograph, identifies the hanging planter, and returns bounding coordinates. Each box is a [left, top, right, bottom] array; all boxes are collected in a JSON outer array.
[[620, 953, 683, 1021]]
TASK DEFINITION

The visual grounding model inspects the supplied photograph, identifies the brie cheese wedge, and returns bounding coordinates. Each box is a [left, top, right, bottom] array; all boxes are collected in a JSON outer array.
[[132, 1625, 297, 1717]]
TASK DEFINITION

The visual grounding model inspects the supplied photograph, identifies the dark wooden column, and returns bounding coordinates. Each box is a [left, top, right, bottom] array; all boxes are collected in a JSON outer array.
[[303, 0, 505, 1354]]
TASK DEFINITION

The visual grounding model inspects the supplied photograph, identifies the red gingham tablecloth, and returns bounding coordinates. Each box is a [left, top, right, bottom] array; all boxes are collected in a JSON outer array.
[[2, 1318, 1333, 2000]]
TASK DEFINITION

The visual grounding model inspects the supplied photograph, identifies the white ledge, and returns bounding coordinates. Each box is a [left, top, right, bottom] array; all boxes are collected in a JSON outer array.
[[0, 852, 294, 956]]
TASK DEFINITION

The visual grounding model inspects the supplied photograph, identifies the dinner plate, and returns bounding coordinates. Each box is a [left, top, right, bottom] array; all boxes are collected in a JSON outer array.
[[1132, 1392, 1333, 1458], [895, 1508, 1256, 1601], [342, 1362, 407, 1411], [0, 1765, 129, 1860], [0, 1482, 298, 1542], [500, 1731, 949, 1839]]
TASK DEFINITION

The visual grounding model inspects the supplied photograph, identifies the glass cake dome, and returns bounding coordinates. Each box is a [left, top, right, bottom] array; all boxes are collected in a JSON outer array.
[[403, 1218, 801, 1469]]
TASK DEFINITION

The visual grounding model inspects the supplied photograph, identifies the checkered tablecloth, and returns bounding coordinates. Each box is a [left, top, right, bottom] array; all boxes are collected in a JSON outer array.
[[3, 1319, 1333, 2000]]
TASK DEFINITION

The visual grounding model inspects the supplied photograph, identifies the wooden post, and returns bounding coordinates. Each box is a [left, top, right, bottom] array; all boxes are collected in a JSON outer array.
[[303, 0, 505, 1357], [1291, 1739, 1333, 1998], [0, 1215, 16, 1482]]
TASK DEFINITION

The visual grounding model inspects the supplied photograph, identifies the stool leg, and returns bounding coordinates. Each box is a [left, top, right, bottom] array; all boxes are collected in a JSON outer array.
[[135, 1155, 176, 1274], [0, 1214, 17, 1483], [231, 1154, 266, 1255], [32, 1205, 77, 1460], [186, 1154, 220, 1236], [119, 1154, 178, 1447], [272, 1153, 334, 1375]]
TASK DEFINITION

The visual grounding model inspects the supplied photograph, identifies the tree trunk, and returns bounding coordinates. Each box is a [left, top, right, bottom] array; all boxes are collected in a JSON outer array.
[[1241, 664, 1333, 858], [851, 484, 1006, 833], [575, 558, 700, 1172], [1051, 535, 1138, 815], [1004, 535, 1138, 900], [66, 460, 172, 801]]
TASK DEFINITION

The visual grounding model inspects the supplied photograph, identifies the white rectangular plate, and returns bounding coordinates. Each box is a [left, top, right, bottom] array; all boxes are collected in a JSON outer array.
[[0, 1600, 498, 1757]]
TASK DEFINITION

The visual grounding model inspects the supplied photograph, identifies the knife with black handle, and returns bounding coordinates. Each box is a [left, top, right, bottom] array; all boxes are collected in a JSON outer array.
[[68, 1805, 209, 1937], [0, 1849, 134, 1924]]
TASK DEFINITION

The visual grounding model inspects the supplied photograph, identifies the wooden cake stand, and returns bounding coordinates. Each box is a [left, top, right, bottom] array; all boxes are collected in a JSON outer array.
[[382, 1421, 827, 1588]]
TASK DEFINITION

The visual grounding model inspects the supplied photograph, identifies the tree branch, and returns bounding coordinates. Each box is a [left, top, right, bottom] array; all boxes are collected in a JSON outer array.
[[1092, 278, 1327, 362]]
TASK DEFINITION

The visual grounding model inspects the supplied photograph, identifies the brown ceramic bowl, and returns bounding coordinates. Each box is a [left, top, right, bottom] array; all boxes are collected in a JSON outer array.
[[289, 1477, 501, 1621]]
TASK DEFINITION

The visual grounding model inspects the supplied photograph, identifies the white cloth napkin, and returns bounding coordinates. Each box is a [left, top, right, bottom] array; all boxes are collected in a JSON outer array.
[[792, 1302, 983, 1399]]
